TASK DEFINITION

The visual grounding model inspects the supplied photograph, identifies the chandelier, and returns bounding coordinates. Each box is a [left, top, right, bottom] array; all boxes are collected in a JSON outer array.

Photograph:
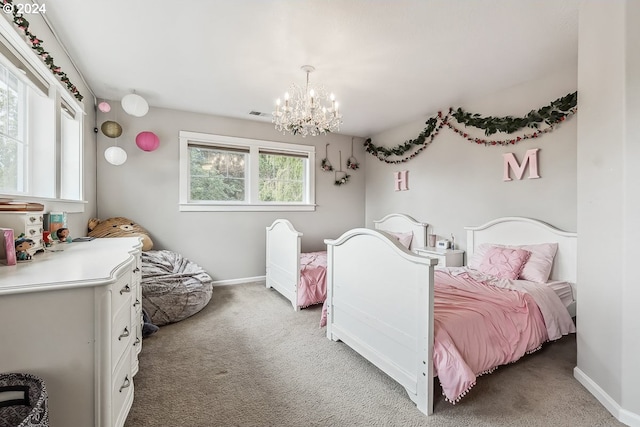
[[273, 65, 342, 137]]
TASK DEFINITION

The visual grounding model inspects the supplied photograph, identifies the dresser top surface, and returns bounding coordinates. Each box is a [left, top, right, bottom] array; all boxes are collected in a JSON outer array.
[[0, 237, 142, 294]]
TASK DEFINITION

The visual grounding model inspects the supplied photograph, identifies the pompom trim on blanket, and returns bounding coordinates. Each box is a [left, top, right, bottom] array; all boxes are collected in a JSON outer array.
[[442, 342, 546, 404]]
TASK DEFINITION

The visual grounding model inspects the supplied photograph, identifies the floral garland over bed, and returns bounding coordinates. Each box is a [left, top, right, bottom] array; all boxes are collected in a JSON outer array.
[[365, 92, 577, 164], [3, 0, 84, 101]]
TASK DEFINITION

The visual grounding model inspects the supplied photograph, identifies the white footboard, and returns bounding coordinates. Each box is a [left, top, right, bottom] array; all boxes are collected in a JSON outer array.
[[324, 228, 437, 415], [266, 219, 301, 310]]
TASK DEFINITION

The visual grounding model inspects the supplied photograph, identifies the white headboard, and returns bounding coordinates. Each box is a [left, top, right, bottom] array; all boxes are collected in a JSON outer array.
[[373, 213, 429, 250], [465, 217, 577, 283]]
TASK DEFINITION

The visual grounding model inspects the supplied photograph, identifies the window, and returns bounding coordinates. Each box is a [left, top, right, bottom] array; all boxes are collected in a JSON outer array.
[[0, 24, 85, 211], [0, 62, 26, 193], [180, 131, 315, 211]]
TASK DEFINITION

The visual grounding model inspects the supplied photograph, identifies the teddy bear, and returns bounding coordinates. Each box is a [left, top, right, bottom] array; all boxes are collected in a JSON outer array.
[[87, 217, 154, 251]]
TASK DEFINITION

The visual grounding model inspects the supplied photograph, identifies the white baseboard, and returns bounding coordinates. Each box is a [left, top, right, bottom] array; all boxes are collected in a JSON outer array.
[[574, 367, 640, 426], [212, 275, 266, 287]]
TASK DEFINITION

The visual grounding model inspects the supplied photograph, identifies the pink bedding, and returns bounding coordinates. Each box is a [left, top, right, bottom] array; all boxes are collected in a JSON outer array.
[[321, 268, 575, 404], [433, 269, 551, 403], [297, 251, 327, 309]]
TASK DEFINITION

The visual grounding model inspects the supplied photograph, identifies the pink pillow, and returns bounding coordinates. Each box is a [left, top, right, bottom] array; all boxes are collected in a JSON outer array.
[[517, 243, 558, 283], [388, 231, 413, 249], [469, 242, 558, 282], [477, 246, 531, 280]]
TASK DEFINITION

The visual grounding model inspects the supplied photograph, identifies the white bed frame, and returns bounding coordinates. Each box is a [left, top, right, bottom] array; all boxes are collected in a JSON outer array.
[[323, 216, 577, 416], [373, 213, 429, 251], [265, 219, 303, 310], [265, 214, 429, 310]]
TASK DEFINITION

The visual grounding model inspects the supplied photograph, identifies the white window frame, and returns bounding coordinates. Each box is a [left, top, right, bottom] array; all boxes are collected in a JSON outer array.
[[179, 131, 316, 212], [0, 17, 86, 213]]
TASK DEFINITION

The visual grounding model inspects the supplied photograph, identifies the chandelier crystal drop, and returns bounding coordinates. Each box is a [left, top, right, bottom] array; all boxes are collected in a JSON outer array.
[[273, 65, 342, 137]]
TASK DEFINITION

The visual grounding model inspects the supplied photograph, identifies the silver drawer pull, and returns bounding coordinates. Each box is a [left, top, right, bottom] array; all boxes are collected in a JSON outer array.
[[133, 299, 141, 307], [120, 285, 131, 295], [133, 337, 141, 346], [118, 327, 130, 340], [119, 376, 131, 393]]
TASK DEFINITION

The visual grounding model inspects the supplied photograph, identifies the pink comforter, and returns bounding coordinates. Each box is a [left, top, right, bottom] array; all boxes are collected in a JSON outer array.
[[297, 251, 327, 309], [433, 269, 574, 403], [321, 268, 575, 404]]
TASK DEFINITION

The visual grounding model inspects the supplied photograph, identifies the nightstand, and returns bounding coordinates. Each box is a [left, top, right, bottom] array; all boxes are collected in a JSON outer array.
[[413, 246, 465, 267]]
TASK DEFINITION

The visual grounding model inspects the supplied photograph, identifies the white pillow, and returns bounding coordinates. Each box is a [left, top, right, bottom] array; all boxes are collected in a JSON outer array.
[[387, 231, 414, 249], [468, 242, 558, 283]]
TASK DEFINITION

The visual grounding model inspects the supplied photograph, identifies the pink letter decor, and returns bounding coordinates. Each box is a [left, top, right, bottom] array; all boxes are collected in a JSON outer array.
[[503, 148, 540, 181], [394, 170, 409, 191]]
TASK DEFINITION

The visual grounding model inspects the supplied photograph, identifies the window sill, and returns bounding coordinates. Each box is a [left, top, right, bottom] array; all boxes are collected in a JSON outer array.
[[179, 203, 316, 212]]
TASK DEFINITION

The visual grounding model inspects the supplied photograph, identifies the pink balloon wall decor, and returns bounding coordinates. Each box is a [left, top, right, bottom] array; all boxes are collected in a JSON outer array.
[[135, 131, 160, 152], [98, 101, 111, 113]]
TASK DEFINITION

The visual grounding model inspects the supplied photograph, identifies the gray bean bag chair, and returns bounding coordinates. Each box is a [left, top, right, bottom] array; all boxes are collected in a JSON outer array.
[[141, 250, 213, 326]]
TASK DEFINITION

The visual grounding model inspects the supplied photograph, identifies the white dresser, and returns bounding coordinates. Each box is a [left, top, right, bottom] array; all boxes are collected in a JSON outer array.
[[0, 237, 142, 427]]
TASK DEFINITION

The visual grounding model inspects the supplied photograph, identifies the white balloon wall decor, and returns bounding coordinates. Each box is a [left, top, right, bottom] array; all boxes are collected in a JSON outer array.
[[104, 146, 127, 165], [121, 93, 149, 117]]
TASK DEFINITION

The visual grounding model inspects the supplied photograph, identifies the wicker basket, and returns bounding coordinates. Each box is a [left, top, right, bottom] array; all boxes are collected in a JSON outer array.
[[0, 373, 48, 427]]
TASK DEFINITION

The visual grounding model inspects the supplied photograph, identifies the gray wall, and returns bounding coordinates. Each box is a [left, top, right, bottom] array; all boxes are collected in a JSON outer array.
[[576, 1, 640, 422], [96, 104, 365, 282], [364, 68, 577, 252]]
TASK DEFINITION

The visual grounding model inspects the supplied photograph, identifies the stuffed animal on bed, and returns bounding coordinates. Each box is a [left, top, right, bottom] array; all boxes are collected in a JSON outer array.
[[87, 217, 154, 251]]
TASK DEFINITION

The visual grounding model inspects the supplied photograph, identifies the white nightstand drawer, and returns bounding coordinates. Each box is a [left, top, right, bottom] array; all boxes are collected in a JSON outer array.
[[414, 247, 464, 267]]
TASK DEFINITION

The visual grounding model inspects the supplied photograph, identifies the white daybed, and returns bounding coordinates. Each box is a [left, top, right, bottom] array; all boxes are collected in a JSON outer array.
[[265, 213, 428, 311], [323, 216, 577, 416]]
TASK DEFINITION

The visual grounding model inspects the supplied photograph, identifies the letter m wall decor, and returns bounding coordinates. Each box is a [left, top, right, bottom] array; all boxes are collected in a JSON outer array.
[[503, 148, 540, 181]]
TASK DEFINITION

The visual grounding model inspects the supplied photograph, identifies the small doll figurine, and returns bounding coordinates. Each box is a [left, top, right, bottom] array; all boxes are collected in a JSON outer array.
[[56, 227, 71, 243], [43, 231, 53, 247], [15, 237, 35, 261]]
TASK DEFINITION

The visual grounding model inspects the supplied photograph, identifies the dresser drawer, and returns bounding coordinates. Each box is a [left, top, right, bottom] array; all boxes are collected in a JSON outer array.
[[25, 214, 44, 225], [112, 302, 133, 366], [112, 350, 134, 427], [112, 275, 133, 314]]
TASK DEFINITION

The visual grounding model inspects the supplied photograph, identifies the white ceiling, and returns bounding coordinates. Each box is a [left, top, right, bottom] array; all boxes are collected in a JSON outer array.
[[43, 0, 580, 138]]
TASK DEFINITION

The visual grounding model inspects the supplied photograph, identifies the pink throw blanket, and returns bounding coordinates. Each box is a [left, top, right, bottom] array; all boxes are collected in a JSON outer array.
[[297, 251, 327, 309], [433, 270, 550, 402]]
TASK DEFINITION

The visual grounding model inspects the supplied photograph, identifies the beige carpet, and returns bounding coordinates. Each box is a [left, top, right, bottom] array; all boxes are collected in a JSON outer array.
[[125, 282, 622, 427]]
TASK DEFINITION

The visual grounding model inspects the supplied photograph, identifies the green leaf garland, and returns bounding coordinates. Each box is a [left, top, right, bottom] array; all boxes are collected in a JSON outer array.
[[365, 91, 577, 164], [451, 92, 577, 136], [4, 0, 84, 101]]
